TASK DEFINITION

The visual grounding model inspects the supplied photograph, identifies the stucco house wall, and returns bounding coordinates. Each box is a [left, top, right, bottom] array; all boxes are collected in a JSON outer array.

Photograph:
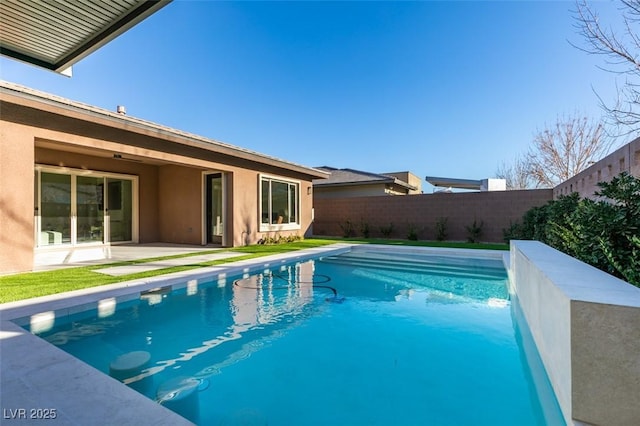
[[0, 82, 325, 274], [158, 165, 203, 245], [384, 171, 422, 194], [0, 121, 35, 273]]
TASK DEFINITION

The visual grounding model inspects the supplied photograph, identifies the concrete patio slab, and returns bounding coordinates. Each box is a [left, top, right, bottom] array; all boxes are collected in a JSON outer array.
[[93, 252, 245, 276], [34, 243, 226, 272]]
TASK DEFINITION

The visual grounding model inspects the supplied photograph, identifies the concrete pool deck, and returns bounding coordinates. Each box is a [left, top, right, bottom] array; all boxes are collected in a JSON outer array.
[[0, 243, 355, 425]]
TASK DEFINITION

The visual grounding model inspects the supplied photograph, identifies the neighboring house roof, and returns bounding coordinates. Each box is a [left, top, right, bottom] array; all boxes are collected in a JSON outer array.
[[313, 167, 417, 190], [0, 0, 172, 74], [0, 81, 329, 179]]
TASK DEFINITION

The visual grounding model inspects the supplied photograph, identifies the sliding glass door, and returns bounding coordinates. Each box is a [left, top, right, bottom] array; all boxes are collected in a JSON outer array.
[[76, 176, 104, 243], [107, 178, 133, 242], [35, 168, 136, 247], [206, 173, 223, 244], [39, 172, 72, 245]]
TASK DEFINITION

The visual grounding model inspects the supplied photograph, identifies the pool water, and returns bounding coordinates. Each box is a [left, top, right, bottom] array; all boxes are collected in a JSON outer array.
[[30, 250, 565, 425]]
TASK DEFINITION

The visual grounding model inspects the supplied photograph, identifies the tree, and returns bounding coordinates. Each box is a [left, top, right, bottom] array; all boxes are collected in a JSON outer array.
[[495, 156, 537, 190], [573, 0, 640, 134], [526, 114, 612, 188]]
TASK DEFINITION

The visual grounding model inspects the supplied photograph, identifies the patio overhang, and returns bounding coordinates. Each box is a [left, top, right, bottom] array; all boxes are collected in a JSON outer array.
[[425, 176, 483, 190], [0, 0, 172, 75]]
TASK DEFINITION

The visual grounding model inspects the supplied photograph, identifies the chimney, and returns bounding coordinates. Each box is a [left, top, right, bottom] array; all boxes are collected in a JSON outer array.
[[116, 105, 126, 115]]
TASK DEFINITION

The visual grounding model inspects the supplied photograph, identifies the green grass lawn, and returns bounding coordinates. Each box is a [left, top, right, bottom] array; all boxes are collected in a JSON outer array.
[[0, 238, 508, 303]]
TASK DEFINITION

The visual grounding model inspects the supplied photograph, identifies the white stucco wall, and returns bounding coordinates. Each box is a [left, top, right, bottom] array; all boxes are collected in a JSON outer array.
[[510, 240, 640, 426]]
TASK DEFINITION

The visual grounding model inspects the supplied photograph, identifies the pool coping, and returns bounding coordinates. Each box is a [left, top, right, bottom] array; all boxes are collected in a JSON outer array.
[[0, 243, 508, 425]]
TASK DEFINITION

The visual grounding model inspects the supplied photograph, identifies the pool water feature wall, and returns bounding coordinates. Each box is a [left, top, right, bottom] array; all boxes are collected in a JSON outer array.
[[510, 240, 640, 426]]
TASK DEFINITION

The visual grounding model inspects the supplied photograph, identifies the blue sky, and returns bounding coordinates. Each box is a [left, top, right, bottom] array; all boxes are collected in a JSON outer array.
[[0, 1, 625, 191]]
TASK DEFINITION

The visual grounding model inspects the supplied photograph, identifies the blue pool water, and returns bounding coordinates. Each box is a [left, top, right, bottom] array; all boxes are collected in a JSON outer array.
[[29, 249, 565, 425]]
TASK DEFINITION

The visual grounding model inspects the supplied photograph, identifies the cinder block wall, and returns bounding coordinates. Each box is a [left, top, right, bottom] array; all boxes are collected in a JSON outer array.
[[554, 137, 640, 199], [313, 189, 553, 243]]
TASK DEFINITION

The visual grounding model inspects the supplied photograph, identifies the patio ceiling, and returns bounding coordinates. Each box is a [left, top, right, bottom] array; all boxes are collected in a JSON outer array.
[[0, 0, 171, 74]]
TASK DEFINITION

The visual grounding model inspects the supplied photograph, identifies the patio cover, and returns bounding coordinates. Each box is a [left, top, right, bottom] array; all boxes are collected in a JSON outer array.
[[425, 176, 483, 190], [0, 0, 171, 75]]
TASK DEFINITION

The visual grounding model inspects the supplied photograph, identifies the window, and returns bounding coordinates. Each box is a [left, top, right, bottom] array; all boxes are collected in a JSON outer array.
[[260, 176, 299, 231]]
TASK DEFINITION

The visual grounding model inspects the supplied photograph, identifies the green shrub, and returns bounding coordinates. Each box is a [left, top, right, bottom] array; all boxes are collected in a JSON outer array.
[[340, 220, 356, 238], [379, 223, 394, 238], [505, 172, 639, 286], [466, 219, 484, 243], [258, 233, 302, 245], [360, 219, 370, 238], [407, 224, 419, 241], [601, 235, 640, 285], [503, 221, 524, 242], [435, 217, 448, 241], [590, 173, 639, 284], [544, 193, 582, 249], [502, 193, 580, 244]]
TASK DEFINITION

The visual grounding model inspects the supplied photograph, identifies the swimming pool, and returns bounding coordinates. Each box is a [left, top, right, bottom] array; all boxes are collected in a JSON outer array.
[[27, 247, 565, 425]]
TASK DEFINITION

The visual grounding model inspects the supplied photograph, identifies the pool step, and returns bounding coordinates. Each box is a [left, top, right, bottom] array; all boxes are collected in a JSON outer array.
[[320, 253, 507, 281]]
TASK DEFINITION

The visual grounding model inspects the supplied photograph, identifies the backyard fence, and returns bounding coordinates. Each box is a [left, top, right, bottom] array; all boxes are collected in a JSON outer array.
[[312, 189, 553, 243]]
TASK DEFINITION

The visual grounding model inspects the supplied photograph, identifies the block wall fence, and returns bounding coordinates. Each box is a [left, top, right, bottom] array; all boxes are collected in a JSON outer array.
[[312, 189, 553, 243], [554, 137, 640, 199]]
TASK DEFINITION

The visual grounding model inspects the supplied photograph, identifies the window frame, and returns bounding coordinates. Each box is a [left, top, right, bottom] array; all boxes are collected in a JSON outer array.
[[258, 174, 301, 232]]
